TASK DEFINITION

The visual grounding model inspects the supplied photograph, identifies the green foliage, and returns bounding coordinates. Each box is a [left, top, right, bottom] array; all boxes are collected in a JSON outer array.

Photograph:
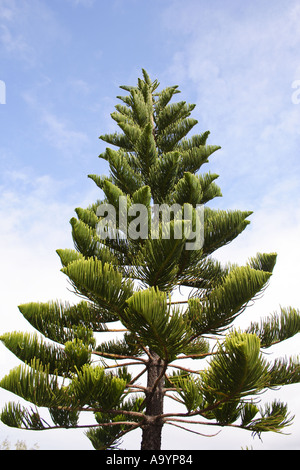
[[49, 407, 80, 428], [246, 307, 300, 348], [85, 396, 144, 450], [203, 208, 253, 255], [95, 332, 143, 358], [240, 402, 260, 427], [64, 338, 92, 372], [61, 258, 134, 316], [0, 332, 87, 377], [122, 287, 191, 361], [85, 415, 125, 450], [243, 400, 294, 436], [17, 300, 100, 341], [187, 262, 274, 335], [267, 356, 300, 387], [0, 359, 66, 408], [68, 364, 127, 411], [172, 375, 204, 412], [201, 332, 269, 403], [1, 402, 47, 430], [133, 223, 188, 291]]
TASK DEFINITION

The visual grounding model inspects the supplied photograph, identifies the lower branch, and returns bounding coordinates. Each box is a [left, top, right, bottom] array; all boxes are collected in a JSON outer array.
[[21, 420, 141, 432], [166, 421, 221, 437], [92, 350, 147, 363]]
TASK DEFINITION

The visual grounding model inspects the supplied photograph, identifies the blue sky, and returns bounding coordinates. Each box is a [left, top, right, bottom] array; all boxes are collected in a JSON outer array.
[[1, 0, 300, 450]]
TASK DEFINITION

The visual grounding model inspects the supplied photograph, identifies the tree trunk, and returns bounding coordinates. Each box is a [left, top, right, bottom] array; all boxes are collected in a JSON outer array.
[[140, 352, 165, 450]]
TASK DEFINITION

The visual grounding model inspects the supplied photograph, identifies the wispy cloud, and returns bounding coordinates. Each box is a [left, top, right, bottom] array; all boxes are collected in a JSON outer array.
[[66, 0, 95, 6], [0, 23, 34, 64], [159, 0, 300, 313], [21, 85, 90, 157], [0, 0, 18, 21], [160, 0, 300, 205], [68, 78, 92, 95], [0, 170, 76, 336], [41, 111, 89, 153], [0, 0, 69, 66], [0, 169, 71, 241], [163, 1, 300, 121]]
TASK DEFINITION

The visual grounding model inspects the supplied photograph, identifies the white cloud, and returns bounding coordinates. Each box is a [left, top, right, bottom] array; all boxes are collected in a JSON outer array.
[[0, 166, 100, 449], [0, 170, 86, 307], [22, 87, 90, 156], [68, 78, 92, 95], [0, 24, 33, 63], [0, 0, 18, 21], [0, 166, 101, 330], [159, 0, 300, 220], [66, 0, 95, 6], [162, 1, 300, 134], [41, 111, 89, 152], [0, 0, 69, 66]]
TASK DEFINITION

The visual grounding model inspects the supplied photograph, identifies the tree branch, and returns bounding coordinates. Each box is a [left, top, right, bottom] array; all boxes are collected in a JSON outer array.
[[166, 421, 221, 437], [91, 350, 147, 363], [128, 366, 148, 386]]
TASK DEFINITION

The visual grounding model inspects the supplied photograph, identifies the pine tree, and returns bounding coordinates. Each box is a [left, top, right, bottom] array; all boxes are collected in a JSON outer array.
[[1, 70, 300, 451]]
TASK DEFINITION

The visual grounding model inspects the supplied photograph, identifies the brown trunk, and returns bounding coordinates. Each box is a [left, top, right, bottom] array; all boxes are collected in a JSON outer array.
[[140, 352, 165, 450]]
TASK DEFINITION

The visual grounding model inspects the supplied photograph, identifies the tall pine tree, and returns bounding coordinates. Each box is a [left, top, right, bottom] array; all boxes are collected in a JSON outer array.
[[1, 70, 300, 450]]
